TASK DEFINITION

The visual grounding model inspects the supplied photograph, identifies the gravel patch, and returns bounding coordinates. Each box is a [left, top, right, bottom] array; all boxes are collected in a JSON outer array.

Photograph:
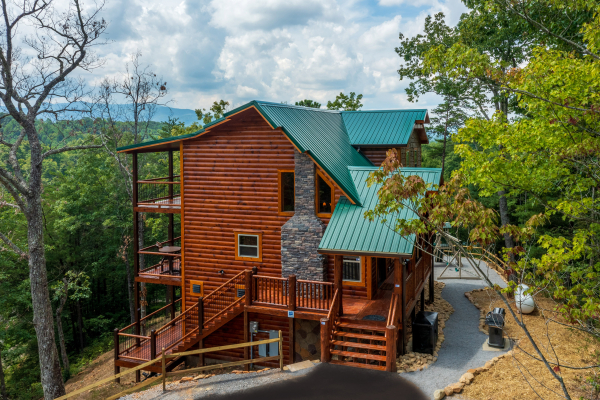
[[119, 367, 315, 400], [400, 258, 509, 398]]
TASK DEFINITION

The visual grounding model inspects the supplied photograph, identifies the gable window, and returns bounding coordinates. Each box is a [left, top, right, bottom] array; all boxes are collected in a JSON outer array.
[[278, 170, 295, 215], [342, 256, 362, 283], [235, 231, 263, 261], [316, 171, 334, 216]]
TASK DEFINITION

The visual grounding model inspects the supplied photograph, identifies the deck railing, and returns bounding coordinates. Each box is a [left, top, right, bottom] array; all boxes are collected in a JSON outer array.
[[202, 271, 246, 327], [138, 237, 182, 276], [116, 299, 182, 361], [137, 176, 180, 206], [251, 275, 333, 311]]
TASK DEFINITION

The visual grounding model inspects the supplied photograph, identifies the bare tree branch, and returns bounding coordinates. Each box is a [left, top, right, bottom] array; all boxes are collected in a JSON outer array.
[[42, 144, 101, 159], [0, 231, 27, 259]]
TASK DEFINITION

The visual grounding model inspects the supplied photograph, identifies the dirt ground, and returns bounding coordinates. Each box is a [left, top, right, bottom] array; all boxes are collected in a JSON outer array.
[[462, 288, 600, 400], [64, 350, 138, 399]]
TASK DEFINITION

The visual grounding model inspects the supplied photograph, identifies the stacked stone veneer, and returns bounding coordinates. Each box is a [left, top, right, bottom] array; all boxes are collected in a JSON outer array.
[[294, 319, 321, 362], [281, 150, 326, 281]]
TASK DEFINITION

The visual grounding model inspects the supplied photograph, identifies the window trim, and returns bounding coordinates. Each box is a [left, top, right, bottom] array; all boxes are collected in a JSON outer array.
[[278, 169, 295, 216], [315, 170, 335, 217], [342, 256, 365, 287], [189, 280, 204, 297], [234, 231, 263, 262]]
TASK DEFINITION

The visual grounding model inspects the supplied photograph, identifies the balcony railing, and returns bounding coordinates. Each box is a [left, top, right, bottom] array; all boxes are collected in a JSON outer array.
[[251, 274, 334, 312], [137, 176, 180, 210], [139, 237, 182, 277]]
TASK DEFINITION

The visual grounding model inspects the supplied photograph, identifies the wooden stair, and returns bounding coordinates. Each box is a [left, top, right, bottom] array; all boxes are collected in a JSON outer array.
[[171, 302, 245, 354], [329, 318, 391, 371]]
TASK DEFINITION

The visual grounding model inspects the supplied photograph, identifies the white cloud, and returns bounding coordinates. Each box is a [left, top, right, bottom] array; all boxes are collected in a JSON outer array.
[[70, 0, 468, 112]]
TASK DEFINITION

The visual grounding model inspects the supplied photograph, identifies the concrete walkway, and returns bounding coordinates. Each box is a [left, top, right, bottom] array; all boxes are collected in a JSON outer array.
[[401, 259, 509, 398]]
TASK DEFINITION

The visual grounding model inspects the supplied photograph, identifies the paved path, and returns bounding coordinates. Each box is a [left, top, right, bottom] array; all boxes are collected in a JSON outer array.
[[401, 259, 509, 398]]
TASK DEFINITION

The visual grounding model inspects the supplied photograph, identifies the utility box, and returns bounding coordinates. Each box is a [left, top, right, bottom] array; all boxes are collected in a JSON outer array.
[[412, 311, 438, 354], [249, 321, 259, 334], [258, 330, 280, 357], [485, 308, 506, 348]]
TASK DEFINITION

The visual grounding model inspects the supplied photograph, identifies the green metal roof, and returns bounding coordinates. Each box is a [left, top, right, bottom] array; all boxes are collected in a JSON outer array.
[[117, 101, 430, 206], [318, 167, 442, 256], [251, 102, 372, 206], [342, 109, 427, 146]]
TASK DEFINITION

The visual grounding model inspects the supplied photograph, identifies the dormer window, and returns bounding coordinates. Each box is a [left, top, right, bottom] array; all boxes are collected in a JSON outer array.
[[316, 171, 334, 216]]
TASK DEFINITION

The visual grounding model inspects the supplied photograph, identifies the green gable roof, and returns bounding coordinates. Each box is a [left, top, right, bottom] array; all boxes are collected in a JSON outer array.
[[117, 101, 430, 206], [342, 109, 427, 146], [318, 167, 442, 256]]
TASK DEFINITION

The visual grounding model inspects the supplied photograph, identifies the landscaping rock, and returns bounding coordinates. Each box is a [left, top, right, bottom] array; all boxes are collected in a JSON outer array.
[[444, 386, 454, 396], [434, 389, 446, 399], [459, 372, 474, 384], [451, 382, 465, 393]]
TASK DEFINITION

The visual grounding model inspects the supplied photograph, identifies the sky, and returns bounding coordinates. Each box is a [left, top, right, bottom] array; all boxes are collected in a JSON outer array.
[[83, 0, 468, 112]]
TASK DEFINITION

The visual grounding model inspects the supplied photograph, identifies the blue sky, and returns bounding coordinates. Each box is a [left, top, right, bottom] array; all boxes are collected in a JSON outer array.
[[84, 0, 468, 112]]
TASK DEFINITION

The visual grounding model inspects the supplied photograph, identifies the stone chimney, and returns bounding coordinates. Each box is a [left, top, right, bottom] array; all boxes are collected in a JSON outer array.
[[281, 150, 326, 281]]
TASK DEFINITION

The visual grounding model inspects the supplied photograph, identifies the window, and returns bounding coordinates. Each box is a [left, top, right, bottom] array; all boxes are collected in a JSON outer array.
[[278, 170, 295, 215], [342, 256, 362, 283], [316, 171, 334, 215], [235, 231, 263, 261]]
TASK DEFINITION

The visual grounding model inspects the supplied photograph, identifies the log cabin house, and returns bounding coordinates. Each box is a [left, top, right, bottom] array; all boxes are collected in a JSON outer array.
[[114, 101, 440, 379]]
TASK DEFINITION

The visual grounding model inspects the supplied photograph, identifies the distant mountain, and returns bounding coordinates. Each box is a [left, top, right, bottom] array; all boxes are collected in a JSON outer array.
[[150, 106, 199, 126], [1, 102, 200, 126]]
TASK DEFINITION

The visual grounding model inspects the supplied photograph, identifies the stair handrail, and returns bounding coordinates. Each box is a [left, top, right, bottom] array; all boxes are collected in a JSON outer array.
[[386, 293, 399, 327], [203, 270, 247, 307], [118, 298, 182, 333]]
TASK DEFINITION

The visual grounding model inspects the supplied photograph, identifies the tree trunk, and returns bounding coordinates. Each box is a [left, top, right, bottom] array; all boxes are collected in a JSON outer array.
[[26, 194, 66, 398], [498, 190, 515, 257], [76, 299, 84, 352], [441, 131, 448, 179], [0, 348, 8, 400], [56, 293, 70, 372]]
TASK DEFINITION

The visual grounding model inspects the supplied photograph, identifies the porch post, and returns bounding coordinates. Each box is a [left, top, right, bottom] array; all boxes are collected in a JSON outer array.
[[169, 285, 175, 320], [334, 255, 343, 315], [132, 153, 141, 338], [168, 150, 174, 245], [288, 275, 296, 311], [385, 325, 397, 372], [198, 297, 204, 334], [113, 328, 120, 383], [320, 318, 331, 363], [245, 270, 253, 306]]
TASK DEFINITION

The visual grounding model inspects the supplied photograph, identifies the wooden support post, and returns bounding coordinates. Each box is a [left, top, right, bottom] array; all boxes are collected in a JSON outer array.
[[279, 330, 283, 371], [168, 150, 175, 246], [199, 339, 204, 368], [243, 311, 249, 372], [136, 370, 140, 383], [245, 270, 253, 307], [429, 270, 434, 305], [150, 330, 157, 360], [162, 347, 166, 392], [320, 318, 330, 363], [169, 286, 176, 320], [288, 275, 296, 311], [420, 287, 425, 312], [385, 325, 397, 372], [198, 297, 204, 334], [132, 153, 141, 343], [334, 255, 343, 315], [401, 260, 407, 355], [113, 329, 120, 383], [288, 318, 294, 365]]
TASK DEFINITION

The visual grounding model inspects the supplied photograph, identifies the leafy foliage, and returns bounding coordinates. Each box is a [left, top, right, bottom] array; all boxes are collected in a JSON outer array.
[[295, 99, 322, 108], [326, 92, 363, 111]]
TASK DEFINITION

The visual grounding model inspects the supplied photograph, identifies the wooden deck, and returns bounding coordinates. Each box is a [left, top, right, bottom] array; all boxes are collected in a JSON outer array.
[[342, 275, 394, 322]]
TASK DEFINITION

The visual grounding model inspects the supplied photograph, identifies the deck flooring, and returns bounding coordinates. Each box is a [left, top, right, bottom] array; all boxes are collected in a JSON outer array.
[[341, 275, 394, 322]]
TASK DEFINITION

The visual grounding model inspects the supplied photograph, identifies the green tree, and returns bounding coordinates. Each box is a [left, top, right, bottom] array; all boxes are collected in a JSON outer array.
[[0, 2, 106, 397], [195, 100, 230, 124], [327, 92, 363, 111], [295, 99, 322, 108], [52, 271, 91, 374]]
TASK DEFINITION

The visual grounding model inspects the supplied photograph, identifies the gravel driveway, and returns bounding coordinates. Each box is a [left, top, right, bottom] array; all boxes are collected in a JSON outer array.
[[401, 259, 509, 398], [120, 362, 427, 400]]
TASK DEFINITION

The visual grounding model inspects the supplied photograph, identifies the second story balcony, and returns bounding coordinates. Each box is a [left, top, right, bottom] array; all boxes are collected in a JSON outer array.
[[136, 176, 181, 213]]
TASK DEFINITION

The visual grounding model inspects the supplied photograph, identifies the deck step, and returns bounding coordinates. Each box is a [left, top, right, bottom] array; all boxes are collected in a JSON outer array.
[[330, 350, 386, 361], [329, 359, 387, 371], [337, 322, 387, 332], [332, 331, 386, 341], [330, 340, 386, 351]]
